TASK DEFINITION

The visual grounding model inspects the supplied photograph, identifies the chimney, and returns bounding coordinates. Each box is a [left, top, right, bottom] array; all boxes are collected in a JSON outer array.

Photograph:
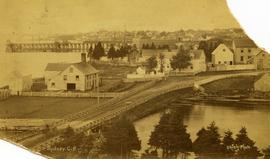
[[81, 52, 86, 63]]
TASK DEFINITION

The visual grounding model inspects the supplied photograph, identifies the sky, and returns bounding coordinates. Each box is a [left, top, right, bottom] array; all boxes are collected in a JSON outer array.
[[0, 0, 240, 35]]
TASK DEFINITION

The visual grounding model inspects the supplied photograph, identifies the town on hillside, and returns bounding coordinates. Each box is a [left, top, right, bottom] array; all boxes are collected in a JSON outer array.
[[1, 29, 270, 159], [2, 29, 270, 94]]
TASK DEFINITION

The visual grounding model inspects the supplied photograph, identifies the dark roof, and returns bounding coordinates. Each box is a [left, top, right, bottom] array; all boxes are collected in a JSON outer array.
[[45, 63, 70, 72], [45, 62, 98, 74], [73, 62, 99, 74], [190, 49, 205, 59], [233, 39, 257, 48], [223, 40, 233, 48]]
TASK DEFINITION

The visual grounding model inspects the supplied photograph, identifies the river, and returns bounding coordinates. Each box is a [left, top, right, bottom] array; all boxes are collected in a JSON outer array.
[[134, 101, 270, 155]]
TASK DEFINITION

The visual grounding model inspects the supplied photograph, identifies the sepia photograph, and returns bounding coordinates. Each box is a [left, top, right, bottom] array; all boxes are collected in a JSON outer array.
[[0, 0, 270, 158]]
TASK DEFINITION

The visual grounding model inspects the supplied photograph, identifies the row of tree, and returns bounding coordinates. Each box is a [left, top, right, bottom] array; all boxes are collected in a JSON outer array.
[[87, 42, 135, 60], [143, 109, 266, 159], [54, 112, 270, 159], [55, 117, 141, 159], [142, 43, 171, 50]]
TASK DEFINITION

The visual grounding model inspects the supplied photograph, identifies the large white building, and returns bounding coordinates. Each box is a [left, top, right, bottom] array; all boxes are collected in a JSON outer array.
[[44, 53, 100, 91], [211, 44, 234, 65], [232, 39, 261, 64]]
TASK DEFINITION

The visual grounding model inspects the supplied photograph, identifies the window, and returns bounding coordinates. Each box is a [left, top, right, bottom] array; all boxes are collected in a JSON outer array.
[[224, 61, 227, 64], [63, 75, 67, 80], [218, 61, 221, 64], [241, 50, 244, 53], [190, 66, 193, 69], [248, 56, 252, 59], [248, 49, 251, 53], [223, 49, 226, 52], [230, 61, 233, 65], [69, 67, 73, 73], [76, 75, 80, 81], [240, 56, 244, 61], [262, 54, 265, 57], [51, 82, 55, 87]]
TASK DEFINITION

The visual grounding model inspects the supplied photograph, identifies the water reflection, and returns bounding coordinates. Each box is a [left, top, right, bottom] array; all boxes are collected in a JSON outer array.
[[134, 102, 270, 155]]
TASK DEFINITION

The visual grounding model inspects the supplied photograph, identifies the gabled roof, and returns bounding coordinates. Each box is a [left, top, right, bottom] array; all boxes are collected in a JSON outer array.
[[190, 49, 205, 59], [72, 62, 99, 74], [45, 62, 99, 75], [233, 39, 257, 48], [254, 50, 269, 56], [247, 50, 270, 63], [212, 44, 233, 55], [45, 63, 70, 72]]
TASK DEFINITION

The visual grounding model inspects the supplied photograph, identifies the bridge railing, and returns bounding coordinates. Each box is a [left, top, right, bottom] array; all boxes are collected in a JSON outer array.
[[31, 80, 160, 151], [20, 91, 124, 98]]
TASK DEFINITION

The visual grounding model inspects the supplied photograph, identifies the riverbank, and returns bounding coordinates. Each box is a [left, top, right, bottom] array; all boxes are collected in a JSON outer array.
[[124, 87, 195, 122], [123, 75, 270, 122]]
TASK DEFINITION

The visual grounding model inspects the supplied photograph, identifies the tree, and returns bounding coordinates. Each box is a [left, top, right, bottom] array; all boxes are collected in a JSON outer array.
[[193, 122, 224, 157], [147, 56, 158, 73], [158, 53, 165, 73], [107, 44, 117, 59], [119, 45, 128, 58], [141, 149, 159, 159], [170, 47, 191, 71], [198, 38, 223, 62], [148, 110, 192, 159], [234, 127, 262, 158], [263, 146, 270, 159], [151, 42, 156, 49], [142, 44, 146, 49], [100, 117, 141, 158], [222, 130, 235, 156], [145, 44, 150, 49], [55, 126, 95, 155], [88, 133, 107, 159], [115, 49, 121, 58], [93, 42, 105, 60], [87, 46, 93, 62]]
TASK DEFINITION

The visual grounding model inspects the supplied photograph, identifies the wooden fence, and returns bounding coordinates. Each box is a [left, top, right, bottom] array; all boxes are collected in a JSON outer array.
[[20, 91, 125, 98]]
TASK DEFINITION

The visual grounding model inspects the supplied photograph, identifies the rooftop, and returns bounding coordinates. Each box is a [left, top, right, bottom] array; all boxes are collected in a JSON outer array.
[[233, 38, 257, 48], [45, 62, 99, 74], [190, 49, 205, 59]]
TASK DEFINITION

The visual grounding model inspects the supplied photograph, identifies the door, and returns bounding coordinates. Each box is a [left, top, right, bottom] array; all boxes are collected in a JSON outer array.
[[67, 83, 76, 91]]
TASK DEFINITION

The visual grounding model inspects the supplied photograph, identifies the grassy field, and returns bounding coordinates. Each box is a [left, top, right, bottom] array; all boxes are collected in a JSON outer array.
[[0, 96, 108, 119], [92, 63, 136, 78], [203, 76, 257, 95]]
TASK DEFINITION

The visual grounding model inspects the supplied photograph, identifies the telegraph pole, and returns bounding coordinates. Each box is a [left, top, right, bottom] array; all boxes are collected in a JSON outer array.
[[97, 74, 100, 106]]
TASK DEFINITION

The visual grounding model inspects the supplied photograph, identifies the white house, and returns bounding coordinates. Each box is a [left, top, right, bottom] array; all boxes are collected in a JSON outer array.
[[211, 44, 234, 65], [180, 49, 206, 74], [156, 51, 177, 73], [45, 53, 100, 91], [233, 38, 261, 64]]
